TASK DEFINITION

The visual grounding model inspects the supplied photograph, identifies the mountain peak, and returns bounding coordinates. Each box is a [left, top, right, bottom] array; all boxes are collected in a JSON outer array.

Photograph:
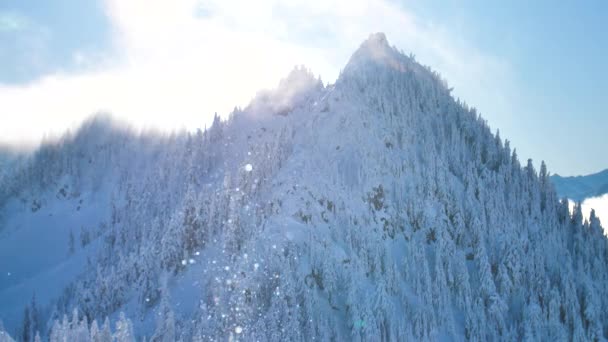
[[355, 32, 393, 61], [342, 32, 410, 77], [246, 65, 323, 117], [362, 32, 389, 49]]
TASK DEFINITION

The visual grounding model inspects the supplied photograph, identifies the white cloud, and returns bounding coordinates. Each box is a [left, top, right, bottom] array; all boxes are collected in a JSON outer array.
[[569, 195, 608, 235], [0, 0, 513, 145], [582, 195, 608, 233]]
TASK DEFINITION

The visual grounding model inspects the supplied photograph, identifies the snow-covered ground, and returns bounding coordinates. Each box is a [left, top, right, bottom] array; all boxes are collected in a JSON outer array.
[[0, 180, 111, 331]]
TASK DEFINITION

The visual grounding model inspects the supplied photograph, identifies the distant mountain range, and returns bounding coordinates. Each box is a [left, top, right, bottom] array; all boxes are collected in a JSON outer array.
[[551, 169, 608, 202]]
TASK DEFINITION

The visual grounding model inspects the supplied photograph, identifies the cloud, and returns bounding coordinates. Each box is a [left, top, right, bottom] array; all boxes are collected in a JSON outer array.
[[0, 0, 513, 146], [569, 195, 608, 235], [582, 195, 608, 233], [0, 12, 29, 32]]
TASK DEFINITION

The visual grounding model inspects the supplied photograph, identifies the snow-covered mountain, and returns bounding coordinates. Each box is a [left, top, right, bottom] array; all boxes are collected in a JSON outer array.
[[551, 169, 608, 202], [1, 33, 608, 341]]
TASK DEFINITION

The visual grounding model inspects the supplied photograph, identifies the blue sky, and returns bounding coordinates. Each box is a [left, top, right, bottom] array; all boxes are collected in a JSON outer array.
[[406, 0, 608, 177], [0, 0, 605, 176], [0, 0, 112, 83]]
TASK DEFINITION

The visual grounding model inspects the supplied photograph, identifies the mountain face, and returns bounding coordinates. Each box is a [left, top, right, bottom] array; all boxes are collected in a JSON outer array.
[[551, 169, 608, 202], [1, 33, 608, 341]]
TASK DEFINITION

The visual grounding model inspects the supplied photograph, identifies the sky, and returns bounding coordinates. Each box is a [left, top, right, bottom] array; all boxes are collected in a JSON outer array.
[[0, 0, 606, 176]]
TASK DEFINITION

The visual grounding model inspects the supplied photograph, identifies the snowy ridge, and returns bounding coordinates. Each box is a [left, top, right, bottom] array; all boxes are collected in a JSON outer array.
[[1, 33, 608, 341], [551, 169, 608, 202]]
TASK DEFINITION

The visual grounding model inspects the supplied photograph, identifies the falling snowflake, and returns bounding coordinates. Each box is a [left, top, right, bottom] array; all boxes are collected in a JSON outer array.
[[189, 258, 196, 264], [235, 326, 243, 334], [181, 260, 187, 266], [244, 164, 253, 172], [254, 263, 259, 270]]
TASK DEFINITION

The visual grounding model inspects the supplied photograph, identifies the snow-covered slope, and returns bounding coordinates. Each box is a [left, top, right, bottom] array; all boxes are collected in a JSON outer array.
[[1, 33, 608, 341]]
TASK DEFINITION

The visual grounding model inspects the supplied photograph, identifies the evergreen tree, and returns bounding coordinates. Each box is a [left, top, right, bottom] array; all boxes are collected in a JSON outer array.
[[21, 306, 30, 342], [68, 230, 75, 255], [0, 320, 15, 342], [114, 312, 135, 342], [151, 277, 175, 342]]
